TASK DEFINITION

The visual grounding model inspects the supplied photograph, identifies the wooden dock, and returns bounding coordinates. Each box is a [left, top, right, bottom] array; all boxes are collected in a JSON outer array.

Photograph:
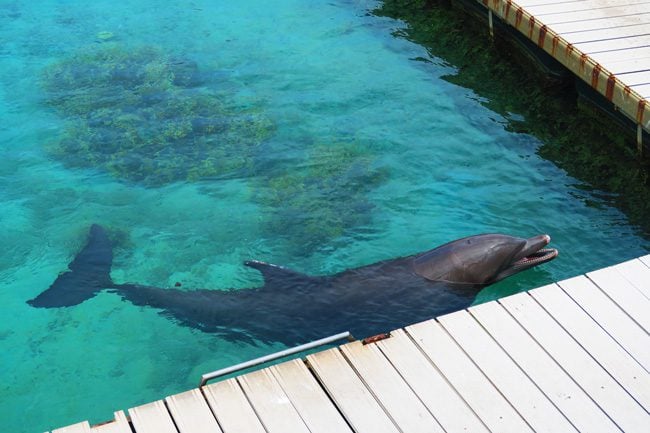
[[480, 0, 650, 147], [51, 255, 650, 433]]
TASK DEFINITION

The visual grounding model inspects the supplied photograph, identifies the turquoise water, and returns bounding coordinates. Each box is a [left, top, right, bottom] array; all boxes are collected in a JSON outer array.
[[1, 0, 648, 431]]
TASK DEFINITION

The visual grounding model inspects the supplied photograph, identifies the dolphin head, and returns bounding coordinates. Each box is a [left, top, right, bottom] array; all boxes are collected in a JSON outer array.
[[412, 233, 558, 286]]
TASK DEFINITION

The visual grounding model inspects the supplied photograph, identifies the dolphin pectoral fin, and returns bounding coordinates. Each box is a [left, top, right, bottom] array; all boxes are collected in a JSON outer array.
[[244, 260, 312, 288]]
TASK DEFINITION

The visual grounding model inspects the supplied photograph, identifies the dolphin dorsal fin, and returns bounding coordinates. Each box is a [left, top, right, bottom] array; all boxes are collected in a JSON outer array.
[[244, 260, 311, 287]]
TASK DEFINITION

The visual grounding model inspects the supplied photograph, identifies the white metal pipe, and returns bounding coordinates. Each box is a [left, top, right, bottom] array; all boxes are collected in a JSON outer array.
[[199, 331, 352, 387]]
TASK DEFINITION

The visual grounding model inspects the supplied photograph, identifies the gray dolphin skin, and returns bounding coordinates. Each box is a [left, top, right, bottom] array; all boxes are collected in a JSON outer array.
[[27, 224, 558, 344]]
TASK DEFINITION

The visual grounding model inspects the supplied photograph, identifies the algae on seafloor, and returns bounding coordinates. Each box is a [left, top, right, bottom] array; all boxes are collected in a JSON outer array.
[[254, 141, 390, 254], [375, 0, 650, 235], [42, 45, 274, 186]]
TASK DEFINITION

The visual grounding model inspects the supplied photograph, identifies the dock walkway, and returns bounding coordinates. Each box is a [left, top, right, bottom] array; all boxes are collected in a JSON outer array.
[[52, 255, 650, 433], [480, 0, 650, 146]]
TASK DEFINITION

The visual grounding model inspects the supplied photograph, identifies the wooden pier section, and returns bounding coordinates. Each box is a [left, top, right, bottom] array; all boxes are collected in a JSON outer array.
[[480, 0, 650, 146], [51, 255, 650, 433]]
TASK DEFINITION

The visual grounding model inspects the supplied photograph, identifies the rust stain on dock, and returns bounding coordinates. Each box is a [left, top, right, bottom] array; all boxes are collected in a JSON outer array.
[[606, 75, 616, 101], [591, 64, 602, 89], [537, 25, 547, 48]]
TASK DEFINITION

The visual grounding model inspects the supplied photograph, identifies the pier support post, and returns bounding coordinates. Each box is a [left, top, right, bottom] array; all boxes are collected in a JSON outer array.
[[637, 125, 643, 156], [488, 10, 494, 39]]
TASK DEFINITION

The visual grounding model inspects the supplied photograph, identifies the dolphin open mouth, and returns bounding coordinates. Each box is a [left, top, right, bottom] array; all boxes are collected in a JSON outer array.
[[492, 234, 558, 282], [512, 248, 558, 269], [511, 234, 558, 270]]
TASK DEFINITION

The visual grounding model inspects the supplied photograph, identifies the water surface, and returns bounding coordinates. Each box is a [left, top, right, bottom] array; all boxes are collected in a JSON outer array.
[[0, 1, 647, 431]]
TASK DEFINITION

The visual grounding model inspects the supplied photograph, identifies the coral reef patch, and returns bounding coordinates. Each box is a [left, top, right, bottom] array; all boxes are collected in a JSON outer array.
[[42, 45, 274, 186]]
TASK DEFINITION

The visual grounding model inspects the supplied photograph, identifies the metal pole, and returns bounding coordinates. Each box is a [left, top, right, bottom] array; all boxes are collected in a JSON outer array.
[[199, 331, 352, 387]]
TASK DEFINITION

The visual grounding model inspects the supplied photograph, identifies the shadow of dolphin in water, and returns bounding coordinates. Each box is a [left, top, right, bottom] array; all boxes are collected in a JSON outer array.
[[28, 224, 557, 345]]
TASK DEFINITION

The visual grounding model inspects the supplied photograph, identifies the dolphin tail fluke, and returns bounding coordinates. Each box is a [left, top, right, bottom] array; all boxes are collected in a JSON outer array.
[[27, 224, 115, 308]]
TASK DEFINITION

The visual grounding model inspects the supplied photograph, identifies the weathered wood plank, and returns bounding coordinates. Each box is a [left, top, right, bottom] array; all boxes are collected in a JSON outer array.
[[52, 421, 91, 433], [640, 254, 650, 268], [269, 359, 352, 433], [634, 82, 650, 97], [542, 5, 650, 25], [407, 319, 533, 433], [587, 267, 650, 332], [128, 401, 178, 433], [340, 340, 445, 433], [237, 369, 310, 433], [558, 275, 650, 371], [166, 389, 222, 433], [514, 0, 587, 7], [613, 258, 650, 299], [469, 301, 621, 433], [500, 292, 650, 432], [590, 46, 650, 65], [91, 411, 130, 433], [377, 329, 489, 433], [607, 56, 650, 74], [307, 348, 399, 433], [527, 0, 650, 17], [438, 310, 578, 433], [577, 34, 650, 55], [530, 284, 650, 408], [202, 378, 266, 433], [550, 12, 650, 33], [606, 70, 650, 86], [561, 23, 650, 44]]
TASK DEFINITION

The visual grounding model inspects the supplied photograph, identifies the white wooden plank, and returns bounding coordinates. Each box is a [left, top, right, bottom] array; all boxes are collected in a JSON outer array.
[[91, 412, 130, 433], [269, 359, 352, 433], [541, 3, 650, 28], [530, 284, 650, 408], [551, 13, 650, 34], [469, 301, 621, 433], [514, 0, 589, 7], [613, 258, 650, 299], [377, 329, 490, 433], [340, 340, 445, 433], [576, 34, 650, 54], [307, 348, 399, 433], [528, 1, 650, 17], [590, 46, 650, 64], [587, 267, 650, 332], [53, 422, 91, 433], [202, 378, 266, 433], [406, 319, 533, 433], [558, 23, 650, 43], [640, 254, 650, 267], [500, 292, 650, 432], [632, 83, 650, 97], [607, 70, 650, 85], [438, 310, 578, 433], [558, 275, 650, 372], [605, 56, 650, 74], [237, 369, 310, 433], [166, 389, 222, 433], [543, 5, 650, 25], [128, 400, 178, 433]]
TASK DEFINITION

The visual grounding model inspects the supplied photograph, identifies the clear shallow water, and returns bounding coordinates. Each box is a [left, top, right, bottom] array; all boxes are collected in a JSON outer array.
[[0, 0, 648, 431]]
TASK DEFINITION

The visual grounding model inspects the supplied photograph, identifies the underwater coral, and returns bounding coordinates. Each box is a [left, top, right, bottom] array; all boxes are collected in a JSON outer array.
[[42, 45, 274, 186], [254, 141, 389, 253]]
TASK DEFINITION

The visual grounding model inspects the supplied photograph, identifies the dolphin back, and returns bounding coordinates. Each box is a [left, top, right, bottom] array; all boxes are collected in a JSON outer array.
[[27, 224, 114, 308]]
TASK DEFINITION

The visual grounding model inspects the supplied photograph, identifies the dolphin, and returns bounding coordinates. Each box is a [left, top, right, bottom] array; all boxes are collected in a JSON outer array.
[[27, 224, 557, 345]]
